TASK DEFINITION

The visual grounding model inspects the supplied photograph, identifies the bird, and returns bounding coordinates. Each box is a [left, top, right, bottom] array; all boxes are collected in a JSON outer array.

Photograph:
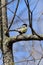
[[14, 24, 27, 34]]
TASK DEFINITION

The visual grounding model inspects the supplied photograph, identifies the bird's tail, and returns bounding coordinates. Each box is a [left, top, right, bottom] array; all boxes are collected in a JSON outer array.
[[10, 29, 19, 32], [10, 29, 22, 34]]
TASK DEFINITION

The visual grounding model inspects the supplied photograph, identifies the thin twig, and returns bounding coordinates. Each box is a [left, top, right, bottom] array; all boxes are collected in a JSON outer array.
[[7, 7, 25, 23], [8, 0, 20, 30], [5, 0, 20, 35]]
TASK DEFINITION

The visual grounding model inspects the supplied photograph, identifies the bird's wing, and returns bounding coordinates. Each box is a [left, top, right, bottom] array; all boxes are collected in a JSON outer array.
[[14, 26, 27, 34]]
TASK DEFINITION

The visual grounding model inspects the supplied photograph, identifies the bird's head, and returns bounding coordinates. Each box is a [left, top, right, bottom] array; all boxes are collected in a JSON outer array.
[[23, 24, 27, 27]]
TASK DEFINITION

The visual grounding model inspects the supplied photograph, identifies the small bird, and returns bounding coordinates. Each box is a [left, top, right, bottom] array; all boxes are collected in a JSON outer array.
[[14, 24, 27, 34]]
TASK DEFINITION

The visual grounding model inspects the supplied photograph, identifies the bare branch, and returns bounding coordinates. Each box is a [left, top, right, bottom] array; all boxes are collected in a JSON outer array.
[[5, 0, 20, 35], [24, 0, 31, 27], [14, 59, 37, 63], [7, 7, 25, 23], [24, 0, 28, 6], [8, 34, 43, 44], [8, 0, 20, 30], [24, 2, 42, 40], [24, 0, 42, 38]]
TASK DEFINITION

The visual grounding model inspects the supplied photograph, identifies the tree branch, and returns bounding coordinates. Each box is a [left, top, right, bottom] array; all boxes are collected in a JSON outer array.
[[5, 0, 20, 35], [7, 34, 43, 45], [24, 0, 42, 39], [0, 34, 43, 47], [7, 7, 25, 23], [8, 0, 20, 30]]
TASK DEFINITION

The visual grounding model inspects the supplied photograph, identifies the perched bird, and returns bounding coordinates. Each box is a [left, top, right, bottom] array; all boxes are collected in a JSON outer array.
[[14, 24, 27, 34]]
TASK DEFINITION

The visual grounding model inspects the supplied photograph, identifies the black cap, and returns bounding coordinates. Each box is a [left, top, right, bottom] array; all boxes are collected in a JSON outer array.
[[23, 24, 27, 27]]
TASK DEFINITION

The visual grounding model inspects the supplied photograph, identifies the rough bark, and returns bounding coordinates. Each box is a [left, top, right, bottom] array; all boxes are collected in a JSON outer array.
[[0, 0, 2, 49], [0, 0, 14, 65]]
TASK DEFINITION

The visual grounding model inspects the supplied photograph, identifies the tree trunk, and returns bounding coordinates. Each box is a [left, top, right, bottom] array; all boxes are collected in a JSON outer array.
[[0, 0, 14, 65]]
